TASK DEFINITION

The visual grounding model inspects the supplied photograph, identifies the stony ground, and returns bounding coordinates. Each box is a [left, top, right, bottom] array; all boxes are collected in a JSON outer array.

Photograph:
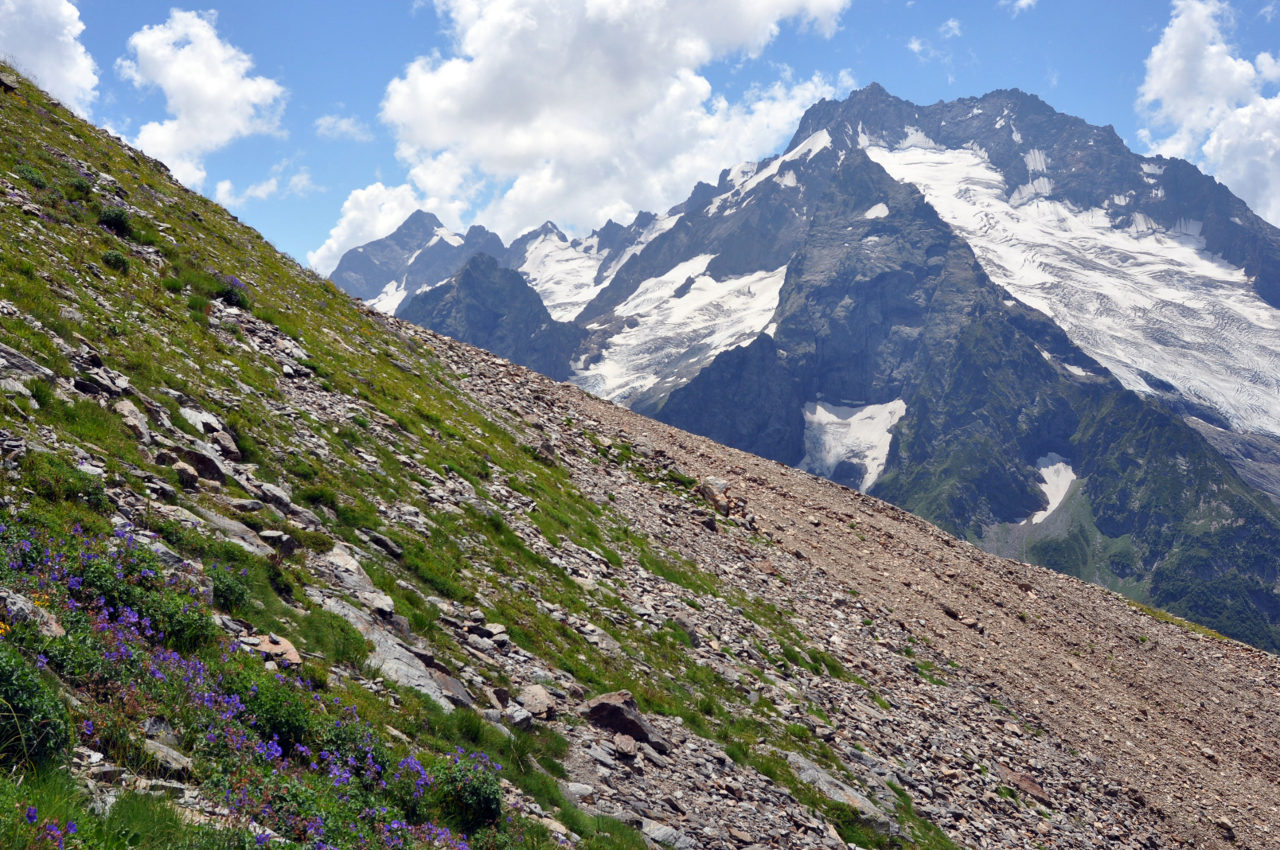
[[411, 318, 1280, 850]]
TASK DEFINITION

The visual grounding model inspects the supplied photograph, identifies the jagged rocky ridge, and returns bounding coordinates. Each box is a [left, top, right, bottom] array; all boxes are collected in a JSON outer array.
[[3, 65, 1280, 849], [334, 86, 1280, 653]]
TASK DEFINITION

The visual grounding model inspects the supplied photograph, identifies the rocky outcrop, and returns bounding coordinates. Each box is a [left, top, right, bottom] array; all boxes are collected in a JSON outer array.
[[397, 253, 583, 380]]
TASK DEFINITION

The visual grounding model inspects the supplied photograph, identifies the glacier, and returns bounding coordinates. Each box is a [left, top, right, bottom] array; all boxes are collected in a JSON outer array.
[[864, 142, 1280, 441]]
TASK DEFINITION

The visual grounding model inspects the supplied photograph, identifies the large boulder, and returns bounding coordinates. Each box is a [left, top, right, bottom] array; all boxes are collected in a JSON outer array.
[[577, 690, 671, 754]]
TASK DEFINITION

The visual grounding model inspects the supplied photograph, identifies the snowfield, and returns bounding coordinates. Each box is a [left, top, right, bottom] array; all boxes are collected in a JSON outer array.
[[574, 257, 788, 407], [865, 142, 1280, 440], [799, 399, 907, 491]]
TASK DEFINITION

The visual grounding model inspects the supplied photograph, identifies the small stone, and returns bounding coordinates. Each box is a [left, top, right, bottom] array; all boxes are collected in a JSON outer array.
[[172, 461, 198, 489], [517, 683, 557, 718], [142, 739, 192, 777], [112, 398, 151, 445]]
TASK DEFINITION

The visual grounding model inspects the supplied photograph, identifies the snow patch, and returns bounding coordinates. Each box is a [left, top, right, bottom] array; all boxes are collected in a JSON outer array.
[[775, 171, 799, 189], [865, 142, 1280, 440], [517, 231, 607, 322], [1111, 194, 1130, 207], [708, 130, 829, 215], [368, 279, 409, 315], [1010, 177, 1054, 206], [898, 126, 944, 151], [1023, 149, 1049, 173], [1172, 218, 1203, 238], [436, 227, 464, 247], [1141, 162, 1165, 175], [1028, 454, 1076, 525], [863, 202, 889, 219], [574, 258, 788, 406], [800, 400, 907, 491]]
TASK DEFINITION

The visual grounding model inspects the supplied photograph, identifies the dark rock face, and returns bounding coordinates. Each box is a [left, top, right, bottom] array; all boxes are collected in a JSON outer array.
[[396, 254, 582, 381]]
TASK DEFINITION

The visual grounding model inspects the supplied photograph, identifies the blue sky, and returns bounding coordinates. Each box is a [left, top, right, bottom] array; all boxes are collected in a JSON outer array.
[[4, 1, 1280, 272]]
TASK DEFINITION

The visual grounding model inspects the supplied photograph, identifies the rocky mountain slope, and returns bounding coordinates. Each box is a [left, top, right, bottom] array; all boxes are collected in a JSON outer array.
[[333, 87, 1280, 654], [4, 65, 1280, 850]]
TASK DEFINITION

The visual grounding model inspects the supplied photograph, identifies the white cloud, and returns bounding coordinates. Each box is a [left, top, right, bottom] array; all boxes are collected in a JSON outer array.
[[332, 0, 854, 247], [116, 9, 286, 187], [1000, 0, 1038, 14], [1137, 0, 1280, 224], [309, 182, 427, 275], [0, 0, 97, 115], [215, 177, 278, 207], [315, 114, 373, 142], [907, 36, 926, 55], [939, 18, 962, 39], [288, 169, 319, 196], [215, 163, 320, 208]]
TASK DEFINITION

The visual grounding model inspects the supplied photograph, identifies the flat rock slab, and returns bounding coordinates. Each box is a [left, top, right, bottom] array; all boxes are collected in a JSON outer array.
[[311, 544, 395, 615], [320, 596, 466, 712], [193, 507, 272, 558], [785, 751, 892, 833]]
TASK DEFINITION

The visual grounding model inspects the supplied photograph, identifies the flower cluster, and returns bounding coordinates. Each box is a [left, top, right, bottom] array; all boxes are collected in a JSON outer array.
[[0, 524, 520, 849]]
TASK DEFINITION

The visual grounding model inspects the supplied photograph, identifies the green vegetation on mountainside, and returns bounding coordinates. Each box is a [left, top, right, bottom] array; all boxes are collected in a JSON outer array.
[[877, 310, 1280, 653]]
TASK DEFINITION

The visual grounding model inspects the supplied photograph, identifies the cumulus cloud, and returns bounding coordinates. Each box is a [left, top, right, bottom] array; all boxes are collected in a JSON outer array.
[[0, 0, 97, 115], [116, 9, 286, 187], [1138, 0, 1280, 224], [311, 0, 852, 270], [939, 18, 962, 39], [308, 182, 429, 274], [315, 114, 373, 142]]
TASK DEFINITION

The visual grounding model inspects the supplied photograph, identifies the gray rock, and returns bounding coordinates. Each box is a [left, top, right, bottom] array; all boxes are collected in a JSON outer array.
[[366, 530, 403, 559], [785, 752, 892, 833], [504, 705, 533, 729], [173, 461, 198, 489], [211, 430, 241, 461], [179, 406, 223, 435], [179, 442, 236, 484], [641, 818, 696, 849], [517, 683, 557, 718], [112, 398, 151, 445], [260, 529, 298, 556], [320, 597, 456, 712], [259, 482, 292, 507], [579, 690, 672, 754], [312, 545, 395, 616], [193, 507, 273, 558], [142, 739, 192, 777], [0, 588, 64, 637]]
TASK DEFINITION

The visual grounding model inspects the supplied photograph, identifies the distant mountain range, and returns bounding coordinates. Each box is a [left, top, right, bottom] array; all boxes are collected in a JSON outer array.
[[330, 84, 1280, 652]]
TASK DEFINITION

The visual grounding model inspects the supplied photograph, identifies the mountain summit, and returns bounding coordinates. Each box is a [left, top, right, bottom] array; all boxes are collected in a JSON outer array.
[[334, 85, 1280, 652]]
